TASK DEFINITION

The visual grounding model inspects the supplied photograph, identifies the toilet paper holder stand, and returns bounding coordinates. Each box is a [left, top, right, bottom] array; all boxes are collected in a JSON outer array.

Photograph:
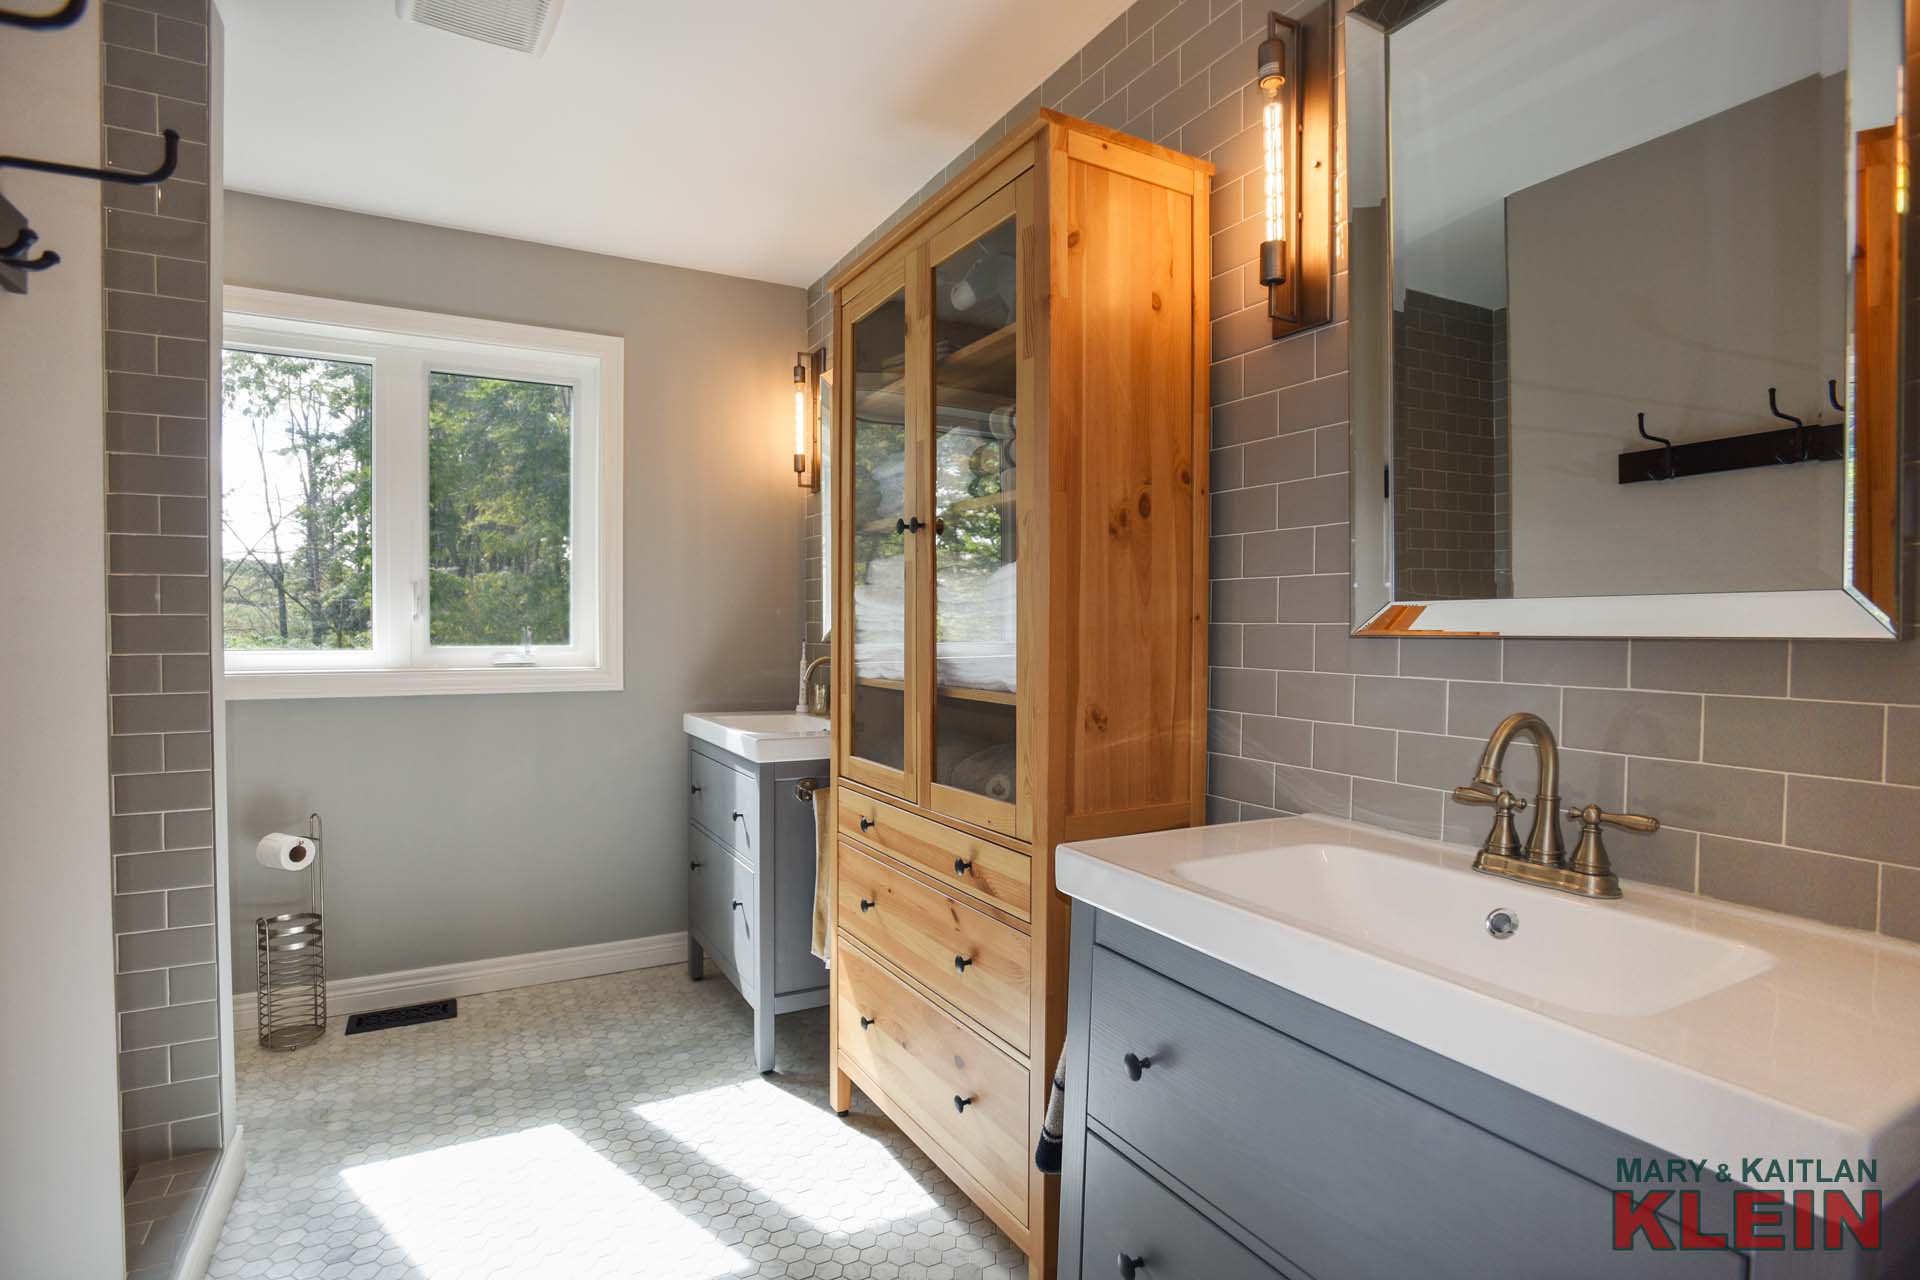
[[256, 812, 326, 1051]]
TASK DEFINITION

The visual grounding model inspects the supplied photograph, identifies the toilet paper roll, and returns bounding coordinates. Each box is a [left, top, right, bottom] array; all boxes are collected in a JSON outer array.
[[256, 832, 318, 872]]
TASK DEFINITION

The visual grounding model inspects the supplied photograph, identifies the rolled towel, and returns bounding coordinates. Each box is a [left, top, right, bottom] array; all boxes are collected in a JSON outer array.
[[948, 743, 1014, 802], [1034, 1049, 1067, 1174]]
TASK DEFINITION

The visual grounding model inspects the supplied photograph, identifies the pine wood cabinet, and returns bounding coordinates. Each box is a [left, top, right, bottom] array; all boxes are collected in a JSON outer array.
[[827, 110, 1213, 1277]]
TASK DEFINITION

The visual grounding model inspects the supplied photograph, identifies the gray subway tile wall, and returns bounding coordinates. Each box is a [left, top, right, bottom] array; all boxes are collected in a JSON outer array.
[[102, 0, 223, 1168], [801, 0, 1920, 943]]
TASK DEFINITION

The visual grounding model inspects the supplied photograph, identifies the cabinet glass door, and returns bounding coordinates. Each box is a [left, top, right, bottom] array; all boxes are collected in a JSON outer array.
[[841, 278, 917, 796], [926, 182, 1028, 835]]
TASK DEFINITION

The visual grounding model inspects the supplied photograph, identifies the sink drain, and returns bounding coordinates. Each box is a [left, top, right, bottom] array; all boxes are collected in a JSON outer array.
[[1485, 908, 1519, 939]]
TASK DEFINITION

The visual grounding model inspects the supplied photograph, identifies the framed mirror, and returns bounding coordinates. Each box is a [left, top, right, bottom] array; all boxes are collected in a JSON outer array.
[[1348, 0, 1909, 638]]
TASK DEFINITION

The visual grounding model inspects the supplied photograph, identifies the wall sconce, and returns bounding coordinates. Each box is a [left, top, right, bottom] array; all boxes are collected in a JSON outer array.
[[1257, 5, 1335, 339], [792, 350, 819, 491]]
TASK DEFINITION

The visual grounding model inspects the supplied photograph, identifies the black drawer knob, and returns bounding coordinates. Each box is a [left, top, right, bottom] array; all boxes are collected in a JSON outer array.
[[1123, 1052, 1153, 1082], [859, 816, 875, 831], [689, 860, 702, 870], [953, 954, 973, 973], [859, 1015, 874, 1029], [730, 900, 743, 910], [952, 1094, 973, 1113], [953, 857, 973, 876], [859, 898, 875, 912], [1118, 1253, 1145, 1279], [731, 810, 744, 821], [690, 784, 703, 795]]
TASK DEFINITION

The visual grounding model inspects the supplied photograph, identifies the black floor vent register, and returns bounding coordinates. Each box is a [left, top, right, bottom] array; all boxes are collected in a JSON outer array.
[[345, 998, 458, 1035]]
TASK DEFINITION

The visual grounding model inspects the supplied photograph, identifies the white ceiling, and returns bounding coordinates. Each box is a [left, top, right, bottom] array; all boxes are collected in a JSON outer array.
[[219, 0, 1128, 288]]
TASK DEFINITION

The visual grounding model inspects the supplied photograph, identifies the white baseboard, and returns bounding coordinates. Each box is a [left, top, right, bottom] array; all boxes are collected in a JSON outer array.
[[231, 932, 688, 1034], [176, 1124, 246, 1280]]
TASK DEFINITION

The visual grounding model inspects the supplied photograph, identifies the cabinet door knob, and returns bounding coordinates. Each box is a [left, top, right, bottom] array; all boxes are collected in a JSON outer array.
[[690, 784, 703, 795], [859, 1015, 875, 1029], [1118, 1253, 1145, 1279], [859, 816, 875, 831], [953, 954, 973, 973], [689, 860, 702, 870], [730, 900, 743, 910], [859, 898, 875, 912], [952, 1094, 973, 1113], [1123, 1052, 1153, 1082], [894, 516, 926, 534], [731, 810, 744, 821], [953, 857, 973, 876]]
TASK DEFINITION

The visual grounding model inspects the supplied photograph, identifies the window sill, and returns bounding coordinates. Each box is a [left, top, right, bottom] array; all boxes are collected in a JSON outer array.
[[224, 665, 623, 701]]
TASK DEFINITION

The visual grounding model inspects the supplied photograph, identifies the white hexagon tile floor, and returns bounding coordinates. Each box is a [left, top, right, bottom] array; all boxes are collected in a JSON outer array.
[[212, 965, 1030, 1279]]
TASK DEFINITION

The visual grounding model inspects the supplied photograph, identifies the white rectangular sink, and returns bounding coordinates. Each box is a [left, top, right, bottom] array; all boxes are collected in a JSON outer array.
[[1058, 813, 1920, 1201], [683, 711, 830, 764], [1175, 843, 1772, 1017]]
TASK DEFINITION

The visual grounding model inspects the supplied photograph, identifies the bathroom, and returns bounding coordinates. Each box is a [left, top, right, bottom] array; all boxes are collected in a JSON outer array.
[[1, 0, 1916, 1275]]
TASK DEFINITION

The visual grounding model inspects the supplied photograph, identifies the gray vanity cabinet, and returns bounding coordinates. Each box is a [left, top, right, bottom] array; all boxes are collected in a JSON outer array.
[[1058, 907, 1916, 1279], [684, 737, 829, 1073]]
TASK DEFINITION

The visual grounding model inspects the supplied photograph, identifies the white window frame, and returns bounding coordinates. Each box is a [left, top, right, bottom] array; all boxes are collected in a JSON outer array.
[[221, 287, 624, 699]]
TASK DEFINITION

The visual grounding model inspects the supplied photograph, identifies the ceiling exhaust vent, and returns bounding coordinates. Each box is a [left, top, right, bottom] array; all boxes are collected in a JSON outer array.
[[396, 0, 565, 56]]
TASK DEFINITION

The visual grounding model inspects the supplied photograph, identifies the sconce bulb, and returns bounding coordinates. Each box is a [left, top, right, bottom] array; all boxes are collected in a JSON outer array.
[[1262, 95, 1287, 248], [794, 386, 808, 459]]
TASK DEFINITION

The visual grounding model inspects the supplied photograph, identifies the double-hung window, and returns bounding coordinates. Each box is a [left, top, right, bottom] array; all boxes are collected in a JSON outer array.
[[220, 287, 623, 698]]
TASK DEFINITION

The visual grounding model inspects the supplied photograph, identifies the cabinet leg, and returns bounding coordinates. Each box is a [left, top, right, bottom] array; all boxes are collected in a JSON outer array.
[[830, 1065, 853, 1116], [687, 936, 704, 981], [753, 1003, 775, 1074]]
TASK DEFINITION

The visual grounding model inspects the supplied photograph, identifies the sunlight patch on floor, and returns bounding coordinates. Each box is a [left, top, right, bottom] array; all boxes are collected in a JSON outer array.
[[343, 1124, 750, 1280], [635, 1077, 939, 1232]]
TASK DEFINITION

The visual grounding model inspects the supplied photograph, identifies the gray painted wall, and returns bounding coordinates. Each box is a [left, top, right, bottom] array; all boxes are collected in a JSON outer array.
[[0, 5, 131, 1274], [222, 195, 806, 988], [803, 0, 1920, 943]]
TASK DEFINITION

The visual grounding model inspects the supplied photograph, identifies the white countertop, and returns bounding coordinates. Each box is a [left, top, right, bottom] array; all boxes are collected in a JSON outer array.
[[1057, 813, 1920, 1199], [683, 711, 830, 764]]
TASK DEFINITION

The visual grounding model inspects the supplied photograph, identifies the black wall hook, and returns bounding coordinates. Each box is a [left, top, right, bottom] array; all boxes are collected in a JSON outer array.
[[0, 0, 84, 29], [1636, 412, 1676, 480], [1828, 378, 1845, 414], [0, 127, 179, 187], [1768, 386, 1809, 463]]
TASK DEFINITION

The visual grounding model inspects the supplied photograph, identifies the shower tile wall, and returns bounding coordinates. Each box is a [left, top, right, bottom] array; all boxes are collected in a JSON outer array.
[[100, 0, 224, 1168], [803, 0, 1920, 942]]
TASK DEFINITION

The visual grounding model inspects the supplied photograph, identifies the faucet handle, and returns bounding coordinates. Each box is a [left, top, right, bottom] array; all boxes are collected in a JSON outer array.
[[1452, 785, 1525, 812], [1562, 803, 1657, 834]]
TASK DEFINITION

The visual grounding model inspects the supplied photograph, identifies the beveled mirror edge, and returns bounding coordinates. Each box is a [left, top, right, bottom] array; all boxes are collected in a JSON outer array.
[[1344, 0, 1911, 641]]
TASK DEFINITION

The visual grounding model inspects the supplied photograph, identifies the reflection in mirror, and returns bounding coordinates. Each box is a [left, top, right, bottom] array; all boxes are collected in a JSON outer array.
[[1349, 0, 1906, 638]]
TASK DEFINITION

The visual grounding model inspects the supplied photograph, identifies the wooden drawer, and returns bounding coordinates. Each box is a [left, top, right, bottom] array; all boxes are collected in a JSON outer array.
[[1084, 944, 1743, 1280], [689, 746, 758, 865], [1080, 1136, 1291, 1280], [835, 938, 1030, 1224], [838, 786, 1030, 920], [837, 842, 1031, 1054], [688, 827, 754, 997]]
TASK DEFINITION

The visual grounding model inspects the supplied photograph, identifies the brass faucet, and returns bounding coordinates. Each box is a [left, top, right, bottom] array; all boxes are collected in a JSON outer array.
[[799, 653, 832, 717], [1452, 711, 1655, 900]]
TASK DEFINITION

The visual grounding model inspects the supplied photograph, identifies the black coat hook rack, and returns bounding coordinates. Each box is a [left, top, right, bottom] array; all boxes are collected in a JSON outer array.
[[2, 128, 178, 294], [1618, 384, 1846, 485], [0, 0, 85, 29]]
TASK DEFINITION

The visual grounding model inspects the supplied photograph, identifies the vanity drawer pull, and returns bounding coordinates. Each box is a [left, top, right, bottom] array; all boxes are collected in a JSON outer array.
[[730, 900, 743, 910], [689, 859, 702, 870], [952, 1094, 973, 1113], [953, 857, 973, 876], [859, 898, 875, 912], [690, 784, 703, 795], [1117, 1254, 1145, 1280], [731, 810, 744, 821], [1123, 1052, 1153, 1081], [953, 954, 973, 973], [859, 1014, 875, 1030], [860, 816, 875, 831]]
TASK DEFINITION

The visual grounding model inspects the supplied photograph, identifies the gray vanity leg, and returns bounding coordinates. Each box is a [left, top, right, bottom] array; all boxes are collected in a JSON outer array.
[[753, 1002, 775, 1074], [687, 935, 704, 981]]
